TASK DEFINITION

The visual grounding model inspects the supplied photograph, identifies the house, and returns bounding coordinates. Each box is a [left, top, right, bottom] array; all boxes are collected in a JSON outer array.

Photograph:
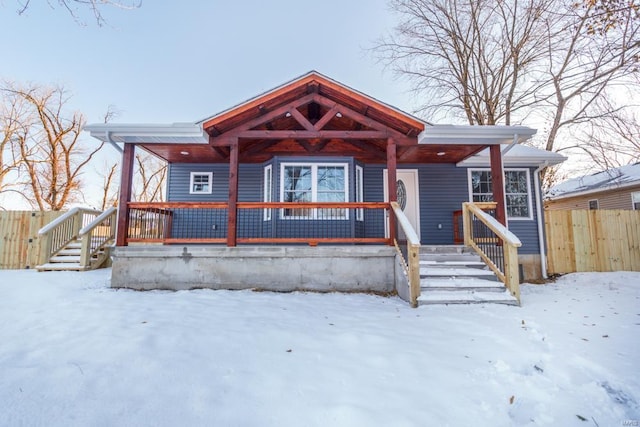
[[546, 162, 640, 211], [84, 71, 565, 305]]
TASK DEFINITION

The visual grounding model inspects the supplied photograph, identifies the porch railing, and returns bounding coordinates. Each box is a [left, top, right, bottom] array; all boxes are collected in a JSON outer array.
[[38, 207, 103, 265], [391, 202, 421, 307], [78, 207, 117, 268], [126, 202, 391, 245], [462, 202, 522, 302]]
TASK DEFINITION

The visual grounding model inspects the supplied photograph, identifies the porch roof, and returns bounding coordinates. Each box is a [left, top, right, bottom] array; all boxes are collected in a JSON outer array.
[[84, 73, 539, 165]]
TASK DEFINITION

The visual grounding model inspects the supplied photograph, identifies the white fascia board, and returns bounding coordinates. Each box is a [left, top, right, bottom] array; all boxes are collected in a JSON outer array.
[[418, 125, 537, 145], [456, 145, 567, 167], [83, 123, 209, 144]]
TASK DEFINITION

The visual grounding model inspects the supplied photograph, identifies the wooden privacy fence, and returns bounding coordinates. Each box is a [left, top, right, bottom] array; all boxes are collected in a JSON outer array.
[[0, 211, 66, 269], [545, 209, 640, 274]]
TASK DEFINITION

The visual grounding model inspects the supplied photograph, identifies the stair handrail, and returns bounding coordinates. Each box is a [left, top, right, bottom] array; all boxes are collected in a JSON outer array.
[[462, 202, 522, 302], [38, 207, 102, 266], [78, 207, 117, 268], [390, 202, 421, 307]]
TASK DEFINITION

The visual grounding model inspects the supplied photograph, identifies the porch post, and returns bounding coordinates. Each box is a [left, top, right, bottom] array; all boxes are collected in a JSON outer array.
[[227, 139, 239, 247], [116, 143, 135, 246], [490, 144, 507, 226], [387, 137, 397, 244]]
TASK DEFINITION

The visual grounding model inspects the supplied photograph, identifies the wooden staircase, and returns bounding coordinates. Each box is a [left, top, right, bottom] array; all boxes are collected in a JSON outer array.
[[36, 207, 117, 272], [417, 246, 518, 305]]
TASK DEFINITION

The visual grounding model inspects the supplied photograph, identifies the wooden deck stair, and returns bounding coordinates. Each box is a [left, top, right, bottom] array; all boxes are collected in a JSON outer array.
[[35, 207, 117, 272], [37, 238, 110, 271], [418, 246, 518, 306]]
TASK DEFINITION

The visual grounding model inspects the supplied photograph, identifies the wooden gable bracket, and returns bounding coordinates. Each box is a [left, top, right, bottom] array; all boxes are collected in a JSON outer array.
[[208, 92, 418, 146]]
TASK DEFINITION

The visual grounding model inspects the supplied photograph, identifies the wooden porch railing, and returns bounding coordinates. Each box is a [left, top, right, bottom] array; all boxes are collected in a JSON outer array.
[[391, 202, 421, 307], [38, 207, 103, 265], [78, 207, 117, 269], [125, 202, 392, 246], [462, 202, 522, 302]]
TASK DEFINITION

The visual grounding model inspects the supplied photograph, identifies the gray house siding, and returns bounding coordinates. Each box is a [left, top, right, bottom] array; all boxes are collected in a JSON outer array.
[[165, 161, 542, 254]]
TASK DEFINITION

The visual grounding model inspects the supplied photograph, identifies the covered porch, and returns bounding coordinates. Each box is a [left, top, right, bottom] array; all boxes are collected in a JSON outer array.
[[85, 72, 533, 305]]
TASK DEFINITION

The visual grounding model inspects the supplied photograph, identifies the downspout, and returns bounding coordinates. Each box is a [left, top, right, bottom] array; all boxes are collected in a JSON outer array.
[[534, 161, 549, 279], [105, 131, 124, 153]]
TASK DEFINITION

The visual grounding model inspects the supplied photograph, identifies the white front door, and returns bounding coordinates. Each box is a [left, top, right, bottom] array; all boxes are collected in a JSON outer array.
[[383, 169, 421, 242]]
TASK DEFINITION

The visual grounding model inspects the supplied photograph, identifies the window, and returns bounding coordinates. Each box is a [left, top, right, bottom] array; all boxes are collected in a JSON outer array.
[[469, 169, 532, 219], [280, 163, 348, 219], [189, 172, 213, 194], [632, 192, 640, 210], [356, 165, 364, 221], [263, 165, 272, 220], [589, 199, 599, 210]]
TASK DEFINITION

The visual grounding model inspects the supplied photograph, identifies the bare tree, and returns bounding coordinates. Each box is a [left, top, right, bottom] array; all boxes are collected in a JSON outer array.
[[133, 152, 167, 203], [377, 0, 640, 178], [97, 162, 119, 209], [1, 82, 105, 210], [15, 0, 141, 26], [0, 87, 27, 194]]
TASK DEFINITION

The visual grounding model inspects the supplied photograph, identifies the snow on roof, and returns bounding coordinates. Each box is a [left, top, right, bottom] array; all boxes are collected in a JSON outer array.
[[456, 144, 567, 167], [546, 162, 640, 200]]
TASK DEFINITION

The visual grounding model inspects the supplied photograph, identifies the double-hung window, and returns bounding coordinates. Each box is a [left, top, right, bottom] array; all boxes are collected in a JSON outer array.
[[632, 192, 640, 210], [469, 169, 532, 219], [280, 163, 348, 219]]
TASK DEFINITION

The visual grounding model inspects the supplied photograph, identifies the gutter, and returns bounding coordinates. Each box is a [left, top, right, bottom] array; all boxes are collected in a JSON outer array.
[[534, 161, 549, 279], [105, 131, 123, 153]]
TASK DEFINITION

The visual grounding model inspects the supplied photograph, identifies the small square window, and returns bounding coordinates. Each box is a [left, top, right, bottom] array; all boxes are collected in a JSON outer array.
[[190, 172, 213, 194], [588, 199, 599, 210]]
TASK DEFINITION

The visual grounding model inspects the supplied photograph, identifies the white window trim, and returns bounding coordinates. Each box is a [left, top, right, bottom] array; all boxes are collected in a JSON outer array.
[[631, 191, 640, 210], [356, 165, 364, 221], [589, 199, 599, 210], [263, 165, 273, 221], [189, 171, 213, 195], [467, 168, 533, 220], [279, 162, 350, 220]]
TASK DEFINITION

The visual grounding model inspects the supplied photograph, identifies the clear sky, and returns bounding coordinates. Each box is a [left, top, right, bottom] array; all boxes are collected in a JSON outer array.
[[2, 0, 419, 125], [1, 0, 430, 208]]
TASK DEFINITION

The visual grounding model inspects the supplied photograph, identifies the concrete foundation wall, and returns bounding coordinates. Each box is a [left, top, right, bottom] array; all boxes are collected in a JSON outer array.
[[111, 245, 397, 293]]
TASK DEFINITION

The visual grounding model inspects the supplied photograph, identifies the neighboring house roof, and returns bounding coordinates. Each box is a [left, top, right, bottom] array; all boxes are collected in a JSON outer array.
[[456, 144, 567, 167], [546, 162, 640, 200]]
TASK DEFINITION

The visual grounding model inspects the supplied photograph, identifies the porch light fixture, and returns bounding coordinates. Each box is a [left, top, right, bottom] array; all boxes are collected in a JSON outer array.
[[180, 151, 190, 156], [285, 112, 292, 117], [336, 112, 343, 118], [437, 151, 446, 156]]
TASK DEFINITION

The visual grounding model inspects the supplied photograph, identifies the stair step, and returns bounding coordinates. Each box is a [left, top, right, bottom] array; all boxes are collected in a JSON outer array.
[[36, 262, 85, 272], [420, 254, 482, 262], [58, 248, 82, 256], [421, 277, 505, 291], [50, 255, 81, 263], [420, 260, 487, 268], [420, 267, 497, 278], [420, 245, 471, 254], [418, 289, 518, 305], [66, 242, 82, 249]]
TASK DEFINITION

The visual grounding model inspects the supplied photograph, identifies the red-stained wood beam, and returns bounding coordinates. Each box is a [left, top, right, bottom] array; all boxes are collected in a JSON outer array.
[[116, 143, 135, 246], [490, 144, 507, 226], [314, 105, 340, 130], [387, 137, 397, 244], [309, 94, 418, 145], [288, 107, 316, 131], [227, 139, 239, 246], [209, 93, 318, 138]]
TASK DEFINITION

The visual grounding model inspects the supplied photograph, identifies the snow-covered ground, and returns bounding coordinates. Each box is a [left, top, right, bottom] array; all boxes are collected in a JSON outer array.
[[0, 269, 638, 427]]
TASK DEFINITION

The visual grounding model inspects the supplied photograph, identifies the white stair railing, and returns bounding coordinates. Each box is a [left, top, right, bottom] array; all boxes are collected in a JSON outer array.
[[38, 207, 102, 266], [78, 207, 117, 268], [390, 202, 421, 307]]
